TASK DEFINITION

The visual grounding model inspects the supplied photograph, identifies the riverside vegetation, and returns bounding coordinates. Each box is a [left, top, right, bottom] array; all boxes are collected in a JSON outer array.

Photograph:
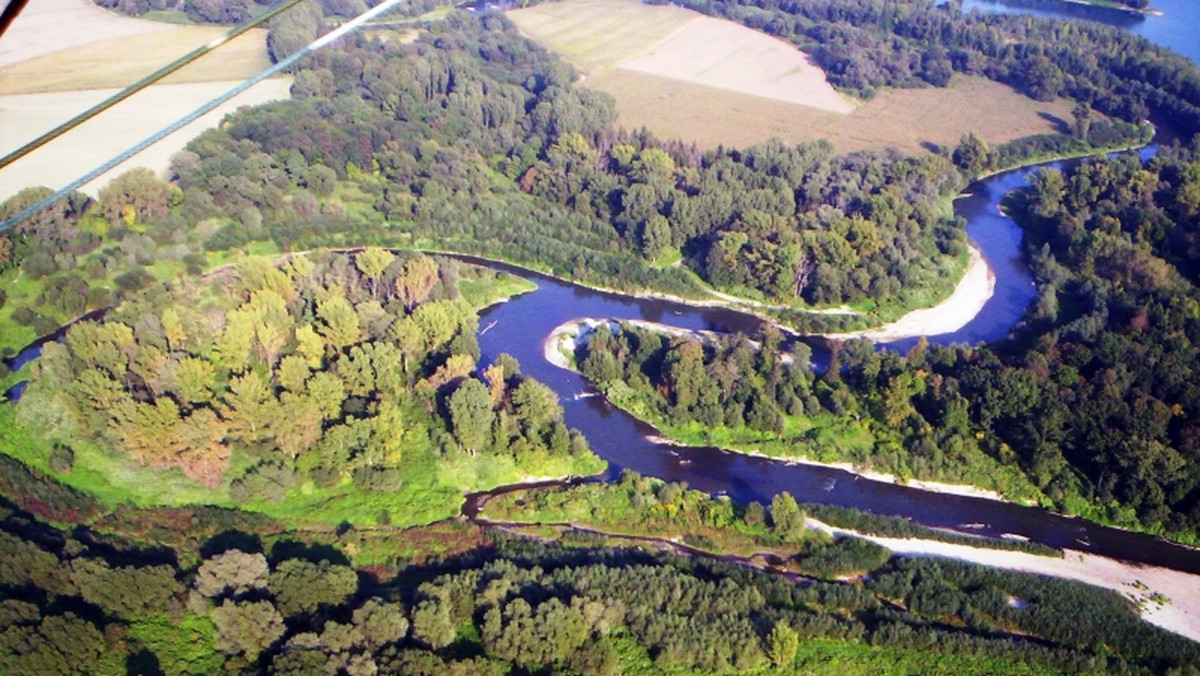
[[2, 0, 1200, 671], [11, 249, 604, 526], [572, 139, 1200, 544], [3, 468, 1199, 675]]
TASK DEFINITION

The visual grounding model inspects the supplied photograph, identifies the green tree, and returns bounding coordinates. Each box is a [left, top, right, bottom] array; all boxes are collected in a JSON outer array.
[[211, 600, 285, 660], [410, 599, 456, 650], [69, 559, 181, 620], [449, 379, 494, 455], [195, 550, 270, 598], [395, 256, 440, 310], [352, 599, 410, 651], [355, 247, 395, 300], [317, 296, 364, 350], [952, 132, 992, 175], [639, 214, 672, 259], [173, 357, 216, 404], [268, 559, 358, 617], [511, 379, 563, 437], [770, 491, 807, 544], [767, 622, 799, 668], [0, 613, 105, 676]]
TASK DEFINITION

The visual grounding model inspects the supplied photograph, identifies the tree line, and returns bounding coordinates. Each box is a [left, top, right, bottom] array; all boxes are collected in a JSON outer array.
[[669, 0, 1200, 134], [4, 492, 1198, 675]]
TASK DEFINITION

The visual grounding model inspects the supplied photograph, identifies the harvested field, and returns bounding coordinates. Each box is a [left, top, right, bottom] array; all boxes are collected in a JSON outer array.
[[511, 0, 1079, 153], [587, 70, 1079, 154], [0, 0, 287, 201], [0, 0, 175, 67], [509, 0, 697, 72], [0, 79, 292, 201], [615, 16, 856, 114], [0, 0, 270, 95], [0, 27, 271, 95], [512, 0, 853, 114]]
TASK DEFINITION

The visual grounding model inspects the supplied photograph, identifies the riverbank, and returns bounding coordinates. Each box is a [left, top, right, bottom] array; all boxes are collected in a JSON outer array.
[[472, 487, 1197, 644], [722, 446, 1008, 502], [812, 521, 1200, 643], [1059, 0, 1164, 17], [543, 317, 1009, 504], [823, 243, 995, 343]]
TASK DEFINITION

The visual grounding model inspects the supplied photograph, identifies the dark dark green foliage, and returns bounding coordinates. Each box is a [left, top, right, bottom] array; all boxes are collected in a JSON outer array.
[[268, 558, 357, 617], [0, 612, 105, 676], [671, 0, 1200, 134], [230, 461, 298, 504], [69, 558, 182, 620], [892, 144, 1200, 539], [793, 537, 891, 579]]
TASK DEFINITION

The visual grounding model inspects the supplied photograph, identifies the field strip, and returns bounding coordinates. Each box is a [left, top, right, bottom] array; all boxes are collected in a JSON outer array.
[[0, 79, 292, 201], [1, 0, 409, 229], [611, 15, 702, 72], [0, 0, 175, 67], [0, 26, 271, 95], [509, 0, 697, 71], [612, 16, 856, 114]]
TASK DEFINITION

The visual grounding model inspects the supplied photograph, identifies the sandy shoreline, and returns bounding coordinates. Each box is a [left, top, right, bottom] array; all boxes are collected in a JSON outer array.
[[810, 520, 1200, 643], [824, 243, 995, 343]]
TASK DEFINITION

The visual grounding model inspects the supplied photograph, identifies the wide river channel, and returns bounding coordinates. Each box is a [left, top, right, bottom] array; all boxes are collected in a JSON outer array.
[[469, 0, 1200, 574]]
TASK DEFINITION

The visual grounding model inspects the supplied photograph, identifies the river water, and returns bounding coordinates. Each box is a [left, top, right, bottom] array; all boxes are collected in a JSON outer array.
[[471, 2, 1200, 572], [7, 0, 1199, 572], [962, 0, 1200, 65]]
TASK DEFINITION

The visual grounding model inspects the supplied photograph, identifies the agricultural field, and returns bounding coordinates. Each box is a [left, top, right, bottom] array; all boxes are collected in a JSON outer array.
[[0, 27, 270, 95], [0, 0, 285, 200], [0, 80, 293, 201], [510, 0, 1079, 154]]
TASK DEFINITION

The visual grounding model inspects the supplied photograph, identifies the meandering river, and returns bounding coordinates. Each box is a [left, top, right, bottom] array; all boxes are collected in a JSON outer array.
[[6, 0, 1200, 575], [468, 0, 1200, 575]]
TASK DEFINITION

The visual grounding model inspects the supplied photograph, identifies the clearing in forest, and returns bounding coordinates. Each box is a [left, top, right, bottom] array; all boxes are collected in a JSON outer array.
[[510, 0, 1079, 153]]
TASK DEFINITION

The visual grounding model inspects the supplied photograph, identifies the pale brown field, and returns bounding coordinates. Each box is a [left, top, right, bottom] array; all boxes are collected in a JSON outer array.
[[0, 0, 285, 200], [587, 69, 1078, 154], [0, 0, 271, 96], [510, 0, 697, 72], [0, 0, 174, 67], [0, 80, 293, 201], [511, 0, 1079, 153], [512, 0, 853, 115], [0, 27, 272, 95]]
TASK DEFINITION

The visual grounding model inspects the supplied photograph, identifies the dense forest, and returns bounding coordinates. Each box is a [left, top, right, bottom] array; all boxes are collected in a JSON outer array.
[[4, 0, 1199, 670], [573, 141, 1200, 540], [2, 478, 1199, 675], [34, 0, 1182, 336], [573, 322, 1041, 500], [13, 250, 603, 525], [674, 0, 1200, 133]]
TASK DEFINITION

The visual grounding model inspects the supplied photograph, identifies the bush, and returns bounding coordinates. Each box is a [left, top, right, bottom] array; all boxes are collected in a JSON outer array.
[[48, 444, 74, 474]]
